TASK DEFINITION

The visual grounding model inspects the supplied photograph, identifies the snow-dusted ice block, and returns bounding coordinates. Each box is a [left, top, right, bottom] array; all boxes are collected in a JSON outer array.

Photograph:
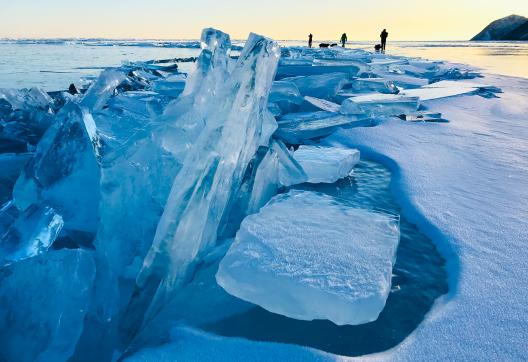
[[217, 190, 400, 326], [276, 111, 369, 144], [293, 145, 360, 183], [341, 93, 419, 117], [0, 204, 63, 267]]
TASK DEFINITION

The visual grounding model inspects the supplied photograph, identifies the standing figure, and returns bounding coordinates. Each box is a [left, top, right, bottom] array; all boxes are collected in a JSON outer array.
[[380, 29, 389, 51], [308, 33, 313, 48], [340, 33, 348, 47]]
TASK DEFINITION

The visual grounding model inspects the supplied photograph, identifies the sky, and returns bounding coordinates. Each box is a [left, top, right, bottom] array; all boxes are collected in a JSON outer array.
[[0, 0, 527, 41]]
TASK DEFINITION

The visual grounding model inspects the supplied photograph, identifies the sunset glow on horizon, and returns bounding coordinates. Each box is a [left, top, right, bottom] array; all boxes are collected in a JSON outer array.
[[1, 0, 528, 41]]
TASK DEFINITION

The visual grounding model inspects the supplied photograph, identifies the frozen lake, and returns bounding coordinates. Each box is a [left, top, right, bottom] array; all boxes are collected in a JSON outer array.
[[0, 40, 527, 91]]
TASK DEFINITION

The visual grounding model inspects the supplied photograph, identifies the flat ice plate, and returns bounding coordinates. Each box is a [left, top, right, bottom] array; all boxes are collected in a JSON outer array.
[[216, 190, 400, 326]]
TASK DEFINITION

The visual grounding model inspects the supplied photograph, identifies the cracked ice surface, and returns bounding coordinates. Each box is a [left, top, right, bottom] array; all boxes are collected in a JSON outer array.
[[217, 190, 400, 326]]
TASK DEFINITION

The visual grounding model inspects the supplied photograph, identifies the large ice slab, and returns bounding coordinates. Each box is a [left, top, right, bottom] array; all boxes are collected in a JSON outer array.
[[276, 111, 370, 144], [341, 93, 420, 117], [293, 145, 360, 183], [268, 81, 304, 114], [283, 73, 349, 99], [217, 190, 400, 326], [0, 250, 95, 362]]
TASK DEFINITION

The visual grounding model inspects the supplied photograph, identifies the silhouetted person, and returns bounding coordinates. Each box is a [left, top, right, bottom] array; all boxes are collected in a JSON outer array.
[[308, 33, 313, 48], [380, 29, 389, 51], [340, 33, 348, 47]]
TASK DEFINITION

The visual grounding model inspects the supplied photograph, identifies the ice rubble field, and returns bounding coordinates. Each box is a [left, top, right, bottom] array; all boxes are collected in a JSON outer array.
[[0, 27, 527, 361]]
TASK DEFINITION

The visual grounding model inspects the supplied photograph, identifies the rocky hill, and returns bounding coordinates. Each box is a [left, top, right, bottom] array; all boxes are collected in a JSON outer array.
[[471, 14, 528, 41]]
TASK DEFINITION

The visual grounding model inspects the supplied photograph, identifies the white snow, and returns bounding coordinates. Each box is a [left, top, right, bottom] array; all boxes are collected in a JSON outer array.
[[323, 73, 528, 360], [216, 190, 400, 326], [125, 326, 334, 362], [293, 145, 360, 183]]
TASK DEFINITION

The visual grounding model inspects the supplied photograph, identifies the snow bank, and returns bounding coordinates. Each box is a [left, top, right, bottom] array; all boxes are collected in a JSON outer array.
[[324, 74, 528, 360]]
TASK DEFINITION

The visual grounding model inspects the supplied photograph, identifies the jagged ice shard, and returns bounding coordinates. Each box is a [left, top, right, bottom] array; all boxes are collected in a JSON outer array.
[[217, 190, 400, 326], [12, 103, 101, 235], [80, 69, 127, 112], [136, 33, 280, 320], [0, 204, 63, 267], [246, 140, 306, 214], [159, 29, 232, 161]]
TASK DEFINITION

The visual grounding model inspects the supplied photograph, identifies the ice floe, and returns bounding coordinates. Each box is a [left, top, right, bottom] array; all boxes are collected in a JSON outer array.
[[217, 190, 400, 326]]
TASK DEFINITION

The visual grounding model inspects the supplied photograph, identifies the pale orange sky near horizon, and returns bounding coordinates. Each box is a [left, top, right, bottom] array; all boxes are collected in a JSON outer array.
[[0, 0, 527, 41]]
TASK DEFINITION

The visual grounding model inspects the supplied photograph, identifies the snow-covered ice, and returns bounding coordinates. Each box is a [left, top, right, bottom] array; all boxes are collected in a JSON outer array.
[[217, 190, 400, 326], [323, 73, 528, 360], [293, 145, 360, 183]]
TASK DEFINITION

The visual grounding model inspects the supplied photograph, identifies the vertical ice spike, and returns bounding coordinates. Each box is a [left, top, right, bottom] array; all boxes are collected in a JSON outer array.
[[136, 33, 280, 323]]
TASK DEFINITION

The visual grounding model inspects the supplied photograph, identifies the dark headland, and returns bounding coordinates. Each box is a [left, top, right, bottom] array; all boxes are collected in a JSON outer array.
[[471, 14, 528, 41]]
